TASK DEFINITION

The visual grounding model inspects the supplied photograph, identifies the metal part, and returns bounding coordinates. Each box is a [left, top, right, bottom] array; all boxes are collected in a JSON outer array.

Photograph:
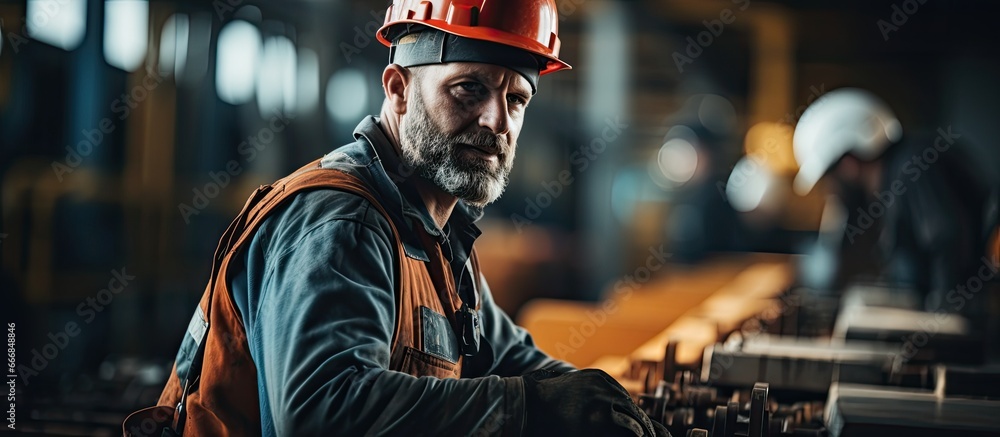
[[833, 286, 983, 365], [825, 383, 1000, 437], [748, 383, 769, 437], [725, 401, 739, 437], [664, 341, 679, 383], [711, 405, 727, 436], [701, 337, 899, 393], [933, 365, 1000, 399], [632, 281, 996, 437]]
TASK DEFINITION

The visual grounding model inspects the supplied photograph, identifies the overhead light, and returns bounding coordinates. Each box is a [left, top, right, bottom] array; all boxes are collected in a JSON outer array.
[[158, 13, 189, 78], [325, 69, 368, 123], [27, 0, 88, 51], [694, 94, 736, 137], [104, 0, 149, 72], [256, 36, 296, 117], [658, 138, 699, 185], [216, 20, 261, 105], [296, 48, 320, 114], [179, 13, 212, 86]]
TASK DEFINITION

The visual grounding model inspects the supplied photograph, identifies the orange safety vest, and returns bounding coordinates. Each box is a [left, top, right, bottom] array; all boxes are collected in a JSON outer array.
[[123, 159, 480, 436]]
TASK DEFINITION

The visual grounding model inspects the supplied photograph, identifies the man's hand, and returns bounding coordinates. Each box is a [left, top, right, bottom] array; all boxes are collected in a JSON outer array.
[[522, 369, 671, 436]]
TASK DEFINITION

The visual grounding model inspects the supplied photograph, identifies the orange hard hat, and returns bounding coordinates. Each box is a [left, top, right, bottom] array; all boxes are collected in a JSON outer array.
[[376, 0, 571, 76]]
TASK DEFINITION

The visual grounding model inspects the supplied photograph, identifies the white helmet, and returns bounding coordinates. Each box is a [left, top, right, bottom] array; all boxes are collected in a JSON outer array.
[[792, 88, 903, 195]]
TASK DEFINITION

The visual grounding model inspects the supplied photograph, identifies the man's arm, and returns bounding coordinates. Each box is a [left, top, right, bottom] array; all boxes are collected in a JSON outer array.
[[242, 192, 525, 436], [476, 275, 576, 377]]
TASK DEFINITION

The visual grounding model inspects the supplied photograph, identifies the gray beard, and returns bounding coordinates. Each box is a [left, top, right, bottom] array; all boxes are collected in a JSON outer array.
[[398, 88, 514, 207]]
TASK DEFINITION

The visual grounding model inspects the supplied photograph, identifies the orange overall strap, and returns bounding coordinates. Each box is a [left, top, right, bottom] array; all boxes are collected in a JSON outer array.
[[175, 159, 404, 433]]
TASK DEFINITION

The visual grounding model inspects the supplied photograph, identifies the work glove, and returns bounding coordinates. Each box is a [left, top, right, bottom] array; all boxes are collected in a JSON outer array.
[[521, 368, 671, 437]]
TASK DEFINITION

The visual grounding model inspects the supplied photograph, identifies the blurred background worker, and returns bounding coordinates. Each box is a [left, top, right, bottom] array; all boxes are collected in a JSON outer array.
[[792, 88, 995, 314], [2, 0, 1000, 435]]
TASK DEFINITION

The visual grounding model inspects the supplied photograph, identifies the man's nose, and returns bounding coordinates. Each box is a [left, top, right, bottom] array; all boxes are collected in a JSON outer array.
[[477, 95, 510, 136]]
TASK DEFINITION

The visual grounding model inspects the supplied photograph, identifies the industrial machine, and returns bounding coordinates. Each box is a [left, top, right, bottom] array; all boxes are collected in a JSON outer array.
[[630, 284, 1000, 437]]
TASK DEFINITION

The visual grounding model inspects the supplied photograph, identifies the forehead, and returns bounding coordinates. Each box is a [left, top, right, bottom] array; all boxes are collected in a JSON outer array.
[[421, 62, 532, 95]]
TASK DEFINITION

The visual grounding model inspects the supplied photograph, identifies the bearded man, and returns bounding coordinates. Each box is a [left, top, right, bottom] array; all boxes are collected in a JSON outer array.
[[134, 1, 668, 436]]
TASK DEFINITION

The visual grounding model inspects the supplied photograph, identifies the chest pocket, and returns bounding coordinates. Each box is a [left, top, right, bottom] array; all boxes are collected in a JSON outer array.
[[420, 306, 460, 362], [398, 306, 461, 379]]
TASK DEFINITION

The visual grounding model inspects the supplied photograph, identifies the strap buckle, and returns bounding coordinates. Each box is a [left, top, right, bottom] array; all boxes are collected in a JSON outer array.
[[456, 303, 481, 357]]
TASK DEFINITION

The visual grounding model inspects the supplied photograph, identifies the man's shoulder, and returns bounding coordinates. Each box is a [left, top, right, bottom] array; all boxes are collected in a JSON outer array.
[[288, 188, 387, 224], [273, 135, 385, 224], [257, 174, 395, 252]]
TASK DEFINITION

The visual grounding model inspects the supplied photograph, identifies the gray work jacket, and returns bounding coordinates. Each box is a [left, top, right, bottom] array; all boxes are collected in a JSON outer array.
[[229, 116, 574, 436]]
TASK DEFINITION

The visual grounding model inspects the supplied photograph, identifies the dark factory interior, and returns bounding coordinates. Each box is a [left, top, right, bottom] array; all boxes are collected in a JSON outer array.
[[1, 0, 999, 435]]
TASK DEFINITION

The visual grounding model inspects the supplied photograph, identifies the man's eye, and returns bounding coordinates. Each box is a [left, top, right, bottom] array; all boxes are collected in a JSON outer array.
[[459, 82, 483, 93], [507, 95, 527, 106]]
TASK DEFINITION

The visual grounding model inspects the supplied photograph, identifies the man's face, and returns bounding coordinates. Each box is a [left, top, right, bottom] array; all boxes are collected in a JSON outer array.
[[398, 62, 532, 207], [832, 154, 883, 206]]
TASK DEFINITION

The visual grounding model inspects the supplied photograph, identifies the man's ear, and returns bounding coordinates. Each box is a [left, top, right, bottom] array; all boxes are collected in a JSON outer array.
[[382, 64, 411, 115]]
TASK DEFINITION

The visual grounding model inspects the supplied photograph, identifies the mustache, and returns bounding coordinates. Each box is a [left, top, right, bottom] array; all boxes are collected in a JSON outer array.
[[453, 130, 509, 155]]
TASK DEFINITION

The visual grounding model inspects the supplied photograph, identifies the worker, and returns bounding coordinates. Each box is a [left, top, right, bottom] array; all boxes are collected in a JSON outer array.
[[792, 88, 993, 313], [124, 1, 668, 436]]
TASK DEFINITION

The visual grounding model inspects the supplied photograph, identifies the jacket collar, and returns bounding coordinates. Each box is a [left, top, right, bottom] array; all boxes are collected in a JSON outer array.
[[322, 116, 483, 261]]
